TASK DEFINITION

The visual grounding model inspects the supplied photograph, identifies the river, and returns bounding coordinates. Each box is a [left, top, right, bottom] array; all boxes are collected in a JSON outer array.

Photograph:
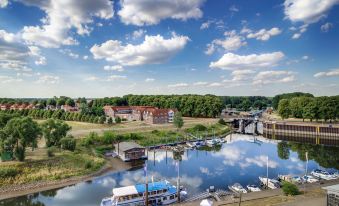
[[1, 134, 338, 206]]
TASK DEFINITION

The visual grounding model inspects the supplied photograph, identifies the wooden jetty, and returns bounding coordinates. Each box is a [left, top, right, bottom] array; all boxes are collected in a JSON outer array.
[[182, 189, 234, 203]]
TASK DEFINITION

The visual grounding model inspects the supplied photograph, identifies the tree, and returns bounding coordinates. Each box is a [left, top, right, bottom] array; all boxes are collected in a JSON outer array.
[[278, 99, 291, 120], [99, 116, 106, 124], [107, 117, 113, 125], [65, 99, 75, 107], [2, 117, 41, 161], [303, 99, 318, 121], [115, 116, 121, 124], [173, 112, 184, 130], [41, 119, 71, 147], [46, 98, 57, 106]]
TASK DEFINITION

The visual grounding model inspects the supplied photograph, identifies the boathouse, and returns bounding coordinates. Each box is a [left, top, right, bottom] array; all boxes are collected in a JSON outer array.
[[114, 142, 147, 162]]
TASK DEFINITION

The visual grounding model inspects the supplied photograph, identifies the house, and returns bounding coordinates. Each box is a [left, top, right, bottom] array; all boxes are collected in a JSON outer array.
[[18, 104, 28, 110], [46, 105, 56, 110], [61, 105, 78, 112], [323, 184, 339, 206], [114, 142, 147, 162], [10, 104, 19, 110], [103, 105, 177, 124], [0, 104, 11, 110], [25, 104, 36, 110]]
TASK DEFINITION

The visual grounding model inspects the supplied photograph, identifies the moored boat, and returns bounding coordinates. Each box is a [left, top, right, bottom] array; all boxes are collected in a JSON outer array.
[[311, 169, 337, 180], [259, 177, 280, 189], [246, 184, 261, 192], [100, 180, 186, 206], [301, 175, 319, 183], [228, 183, 247, 193]]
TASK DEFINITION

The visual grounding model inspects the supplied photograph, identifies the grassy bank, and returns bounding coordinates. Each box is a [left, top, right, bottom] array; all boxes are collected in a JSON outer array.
[[0, 150, 105, 187]]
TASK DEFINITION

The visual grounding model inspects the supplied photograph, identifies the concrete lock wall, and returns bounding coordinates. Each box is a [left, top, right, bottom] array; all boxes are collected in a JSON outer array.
[[262, 122, 339, 146]]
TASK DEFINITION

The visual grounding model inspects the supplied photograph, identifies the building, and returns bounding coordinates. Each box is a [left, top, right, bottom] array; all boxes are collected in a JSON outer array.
[[103, 106, 176, 124], [114, 142, 147, 162], [0, 104, 10, 110], [61, 105, 78, 112], [323, 184, 339, 206], [10, 104, 19, 110]]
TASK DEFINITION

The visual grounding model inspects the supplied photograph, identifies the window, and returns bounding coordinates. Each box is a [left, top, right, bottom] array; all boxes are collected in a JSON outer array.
[[170, 195, 174, 200]]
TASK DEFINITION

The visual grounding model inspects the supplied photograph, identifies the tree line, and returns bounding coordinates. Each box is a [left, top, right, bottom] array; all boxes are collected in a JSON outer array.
[[0, 114, 74, 161], [0, 108, 108, 124], [220, 96, 271, 111], [277, 96, 339, 122], [272, 92, 314, 110]]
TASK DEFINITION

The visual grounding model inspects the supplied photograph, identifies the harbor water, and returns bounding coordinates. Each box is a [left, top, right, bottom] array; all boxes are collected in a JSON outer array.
[[1, 134, 338, 206]]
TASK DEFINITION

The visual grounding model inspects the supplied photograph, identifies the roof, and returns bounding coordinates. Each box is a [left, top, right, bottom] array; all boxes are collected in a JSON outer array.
[[323, 184, 339, 192], [113, 185, 138, 196], [115, 142, 144, 152], [112, 181, 174, 197]]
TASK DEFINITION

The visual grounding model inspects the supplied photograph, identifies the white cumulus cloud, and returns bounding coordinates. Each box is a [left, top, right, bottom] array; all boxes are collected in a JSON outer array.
[[284, 0, 339, 24], [0, 0, 8, 8], [168, 83, 189, 88], [90, 33, 190, 66], [314, 68, 339, 78], [20, 0, 114, 48], [246, 27, 282, 41], [253, 70, 296, 85], [321, 22, 333, 32], [209, 52, 284, 70], [118, 0, 204, 26], [145, 78, 155, 82], [205, 30, 246, 55], [103, 65, 124, 72]]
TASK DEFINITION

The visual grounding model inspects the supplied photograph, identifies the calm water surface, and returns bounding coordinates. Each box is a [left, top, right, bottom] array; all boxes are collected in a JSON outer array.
[[1, 134, 338, 206]]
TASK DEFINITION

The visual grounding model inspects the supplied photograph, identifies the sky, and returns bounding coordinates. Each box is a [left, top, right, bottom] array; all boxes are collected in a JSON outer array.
[[0, 0, 339, 98]]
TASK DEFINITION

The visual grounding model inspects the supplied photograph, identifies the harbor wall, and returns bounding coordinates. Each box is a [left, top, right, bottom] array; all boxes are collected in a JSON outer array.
[[262, 122, 339, 146]]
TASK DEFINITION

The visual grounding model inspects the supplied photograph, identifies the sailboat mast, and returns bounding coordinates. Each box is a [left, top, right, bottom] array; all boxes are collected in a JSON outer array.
[[145, 161, 148, 206], [177, 160, 181, 202], [266, 156, 269, 189]]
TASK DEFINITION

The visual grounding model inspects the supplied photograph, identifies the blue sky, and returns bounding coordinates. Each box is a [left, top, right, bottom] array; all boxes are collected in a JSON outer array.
[[0, 0, 338, 98]]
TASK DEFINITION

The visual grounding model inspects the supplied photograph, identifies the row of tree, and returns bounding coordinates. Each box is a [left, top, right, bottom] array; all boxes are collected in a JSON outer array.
[[272, 92, 314, 109], [0, 109, 108, 125], [277, 96, 339, 121], [220, 96, 271, 111], [0, 114, 74, 161]]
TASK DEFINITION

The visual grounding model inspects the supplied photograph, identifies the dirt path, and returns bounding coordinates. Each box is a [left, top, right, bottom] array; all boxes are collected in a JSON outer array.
[[0, 158, 131, 201]]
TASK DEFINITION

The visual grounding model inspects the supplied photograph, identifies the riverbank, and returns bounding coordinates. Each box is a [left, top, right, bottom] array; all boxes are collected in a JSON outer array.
[[177, 179, 339, 206], [0, 157, 131, 200]]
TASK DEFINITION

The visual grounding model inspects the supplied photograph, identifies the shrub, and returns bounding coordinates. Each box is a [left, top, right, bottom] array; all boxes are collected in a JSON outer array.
[[218, 118, 226, 125], [102, 131, 116, 144], [85, 161, 92, 169], [47, 148, 55, 157], [193, 124, 207, 131], [0, 167, 19, 178], [115, 116, 121, 123], [60, 136, 76, 151], [282, 181, 300, 196]]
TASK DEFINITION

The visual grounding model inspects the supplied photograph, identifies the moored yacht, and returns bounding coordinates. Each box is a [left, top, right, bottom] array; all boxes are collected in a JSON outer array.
[[311, 169, 337, 180], [301, 175, 319, 183], [259, 177, 280, 189], [246, 184, 261, 192], [228, 183, 247, 193], [100, 180, 186, 206]]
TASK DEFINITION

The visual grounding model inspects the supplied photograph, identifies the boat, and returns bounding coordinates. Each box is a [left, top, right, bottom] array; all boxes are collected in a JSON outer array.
[[206, 139, 221, 147], [246, 184, 261, 192], [301, 175, 319, 183], [186, 141, 196, 149], [259, 177, 280, 189], [311, 169, 337, 180], [100, 180, 187, 206], [279, 175, 302, 184], [328, 171, 339, 179], [228, 183, 247, 193]]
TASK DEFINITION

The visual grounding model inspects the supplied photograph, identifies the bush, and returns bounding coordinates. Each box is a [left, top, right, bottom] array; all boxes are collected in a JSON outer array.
[[218, 118, 226, 125], [47, 148, 55, 157], [85, 161, 92, 169], [115, 116, 121, 123], [282, 181, 300, 196], [102, 131, 116, 144], [0, 167, 19, 178], [60, 136, 76, 151], [193, 124, 207, 131], [14, 146, 25, 161]]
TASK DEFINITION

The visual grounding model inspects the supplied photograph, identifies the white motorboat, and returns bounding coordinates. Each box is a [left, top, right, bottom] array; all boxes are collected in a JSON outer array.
[[311, 169, 337, 180], [301, 175, 319, 183], [228, 183, 247, 193], [100, 180, 186, 206], [246, 184, 261, 192], [259, 177, 280, 189]]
